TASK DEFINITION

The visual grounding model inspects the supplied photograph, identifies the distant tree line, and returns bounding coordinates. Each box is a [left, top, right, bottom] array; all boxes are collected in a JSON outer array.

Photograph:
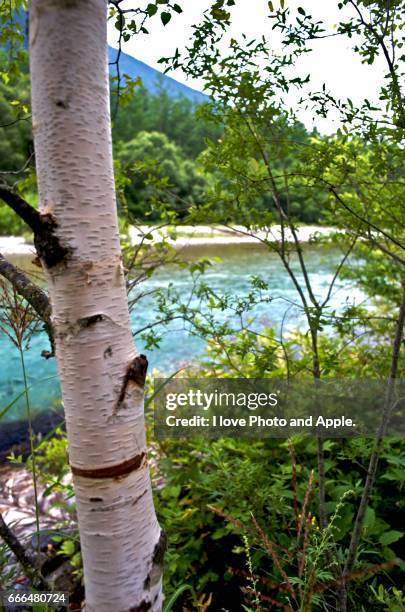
[[0, 67, 326, 234]]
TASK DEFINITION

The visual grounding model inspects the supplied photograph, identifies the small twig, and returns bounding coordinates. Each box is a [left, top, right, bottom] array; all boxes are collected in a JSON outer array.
[[321, 236, 358, 308], [251, 513, 298, 605], [0, 115, 31, 129], [297, 469, 314, 543], [327, 184, 404, 252], [0, 151, 35, 176], [289, 441, 299, 531], [298, 512, 310, 579]]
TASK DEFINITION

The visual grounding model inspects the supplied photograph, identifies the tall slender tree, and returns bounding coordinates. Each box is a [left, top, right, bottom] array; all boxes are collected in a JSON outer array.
[[27, 0, 164, 609]]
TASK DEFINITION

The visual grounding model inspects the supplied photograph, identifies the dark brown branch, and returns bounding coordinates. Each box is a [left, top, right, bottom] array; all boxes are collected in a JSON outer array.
[[0, 252, 54, 357], [0, 512, 48, 590], [0, 183, 42, 233], [366, 232, 405, 267], [239, 112, 320, 308], [0, 115, 31, 129], [108, 2, 148, 119], [0, 253, 50, 320], [115, 354, 148, 411], [0, 184, 71, 269], [327, 185, 404, 251]]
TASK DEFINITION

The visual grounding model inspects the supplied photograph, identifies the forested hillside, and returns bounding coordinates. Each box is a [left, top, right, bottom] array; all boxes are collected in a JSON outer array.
[[0, 61, 326, 233]]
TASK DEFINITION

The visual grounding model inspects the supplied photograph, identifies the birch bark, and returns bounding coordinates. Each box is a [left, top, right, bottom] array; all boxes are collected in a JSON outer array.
[[29, 1, 164, 610]]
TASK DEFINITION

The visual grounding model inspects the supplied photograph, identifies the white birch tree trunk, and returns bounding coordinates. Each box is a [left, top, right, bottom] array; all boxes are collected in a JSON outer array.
[[29, 1, 164, 610]]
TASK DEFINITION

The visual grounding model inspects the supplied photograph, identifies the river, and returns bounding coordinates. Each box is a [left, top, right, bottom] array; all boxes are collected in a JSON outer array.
[[0, 244, 367, 422]]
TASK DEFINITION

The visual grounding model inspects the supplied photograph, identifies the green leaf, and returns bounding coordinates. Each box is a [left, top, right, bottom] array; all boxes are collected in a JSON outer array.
[[268, 1, 274, 10], [363, 506, 375, 530], [161, 484, 181, 499], [163, 584, 196, 612], [173, 3, 183, 13], [297, 6, 305, 14], [379, 531, 403, 546], [146, 3, 158, 16], [144, 367, 185, 410], [60, 539, 75, 557], [161, 11, 171, 26]]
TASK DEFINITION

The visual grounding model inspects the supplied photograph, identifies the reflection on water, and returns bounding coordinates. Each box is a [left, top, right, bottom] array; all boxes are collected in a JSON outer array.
[[0, 244, 367, 421]]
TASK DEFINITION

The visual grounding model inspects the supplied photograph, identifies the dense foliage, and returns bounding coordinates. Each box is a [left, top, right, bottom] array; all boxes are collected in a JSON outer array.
[[0, 62, 333, 232], [0, 0, 404, 611]]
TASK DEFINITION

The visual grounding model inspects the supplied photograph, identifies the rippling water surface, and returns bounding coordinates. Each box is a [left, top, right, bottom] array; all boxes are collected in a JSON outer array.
[[0, 244, 367, 421]]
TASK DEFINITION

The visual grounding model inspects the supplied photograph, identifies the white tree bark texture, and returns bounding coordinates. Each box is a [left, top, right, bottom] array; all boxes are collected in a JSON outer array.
[[29, 1, 164, 610]]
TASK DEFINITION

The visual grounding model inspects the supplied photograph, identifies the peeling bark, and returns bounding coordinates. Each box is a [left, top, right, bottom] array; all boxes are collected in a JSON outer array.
[[0, 186, 71, 269], [33, 212, 71, 268], [29, 0, 163, 609], [116, 354, 149, 409], [70, 452, 147, 479]]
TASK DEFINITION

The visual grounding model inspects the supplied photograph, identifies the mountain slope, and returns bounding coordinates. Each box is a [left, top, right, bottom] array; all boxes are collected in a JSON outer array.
[[9, 10, 207, 104], [108, 47, 207, 103]]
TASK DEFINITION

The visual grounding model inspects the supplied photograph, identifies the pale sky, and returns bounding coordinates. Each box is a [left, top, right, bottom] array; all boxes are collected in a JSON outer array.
[[107, 0, 387, 134]]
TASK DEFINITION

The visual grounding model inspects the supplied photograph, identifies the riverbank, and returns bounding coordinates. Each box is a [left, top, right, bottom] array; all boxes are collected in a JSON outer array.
[[130, 224, 337, 247], [0, 236, 36, 255], [0, 410, 65, 463], [0, 225, 338, 255]]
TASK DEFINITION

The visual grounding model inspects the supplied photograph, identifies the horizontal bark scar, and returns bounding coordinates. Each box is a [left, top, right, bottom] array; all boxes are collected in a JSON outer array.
[[115, 354, 148, 411], [57, 313, 116, 341], [34, 213, 71, 268], [70, 452, 147, 479], [77, 314, 104, 328], [90, 490, 148, 512], [129, 602, 151, 612], [61, 0, 82, 7]]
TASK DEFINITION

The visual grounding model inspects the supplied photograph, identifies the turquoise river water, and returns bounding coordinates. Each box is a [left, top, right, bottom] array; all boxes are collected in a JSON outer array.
[[0, 244, 367, 422]]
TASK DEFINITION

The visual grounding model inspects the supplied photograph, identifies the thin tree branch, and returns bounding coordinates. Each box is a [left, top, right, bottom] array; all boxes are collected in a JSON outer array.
[[344, 282, 405, 575], [0, 115, 31, 129], [0, 151, 35, 176], [321, 236, 358, 308], [366, 232, 405, 267], [348, 0, 403, 117], [327, 184, 404, 251], [0, 253, 54, 357], [0, 512, 48, 590], [0, 184, 42, 233]]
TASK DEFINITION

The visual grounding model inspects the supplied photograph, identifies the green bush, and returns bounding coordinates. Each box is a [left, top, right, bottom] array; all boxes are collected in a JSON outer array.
[[0, 202, 28, 235]]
